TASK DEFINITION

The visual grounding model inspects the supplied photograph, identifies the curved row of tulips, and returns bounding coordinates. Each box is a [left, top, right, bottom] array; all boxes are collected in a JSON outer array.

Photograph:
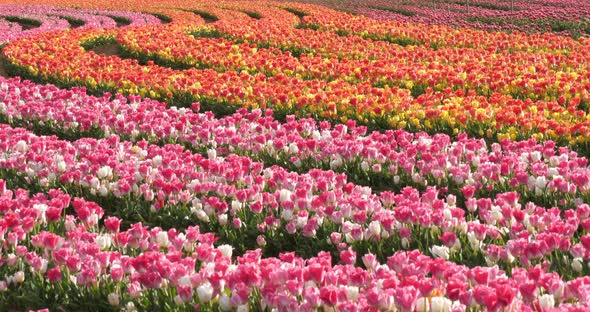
[[3, 28, 414, 126], [283, 2, 589, 52], [5, 0, 588, 49], [6, 24, 590, 153], [6, 181, 590, 311], [117, 21, 590, 106], [353, 0, 590, 38], [0, 12, 70, 44], [12, 2, 590, 108], [4, 74, 590, 283], [207, 4, 590, 107], [0, 4, 162, 43], [0, 0, 590, 310], [2, 80, 590, 310], [2, 76, 590, 212], [216, 2, 587, 56]]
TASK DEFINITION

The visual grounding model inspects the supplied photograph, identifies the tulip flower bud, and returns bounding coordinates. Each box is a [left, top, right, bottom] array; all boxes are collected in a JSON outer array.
[[430, 245, 450, 260], [196, 209, 209, 223], [218, 244, 233, 258], [57, 160, 67, 172], [14, 271, 25, 284], [16, 140, 28, 153], [256, 235, 266, 247], [156, 231, 170, 248], [218, 214, 228, 226], [97, 165, 112, 179], [96, 235, 112, 250], [402, 237, 410, 249], [152, 155, 162, 166], [219, 293, 233, 311], [330, 232, 342, 245], [281, 208, 293, 221], [572, 257, 583, 272], [345, 286, 360, 301], [197, 282, 214, 303], [207, 149, 217, 160], [538, 294, 554, 308], [416, 297, 428, 312], [368, 221, 381, 238], [288, 143, 298, 154], [231, 200, 242, 212], [361, 161, 370, 172], [279, 189, 292, 203], [108, 293, 120, 306], [232, 218, 242, 229], [431, 296, 452, 312]]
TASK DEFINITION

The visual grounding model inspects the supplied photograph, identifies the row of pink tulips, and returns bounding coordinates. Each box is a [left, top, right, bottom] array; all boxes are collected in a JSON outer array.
[[0, 4, 160, 43], [2, 119, 590, 279], [1, 77, 589, 211], [2, 180, 590, 311], [0, 5, 162, 28]]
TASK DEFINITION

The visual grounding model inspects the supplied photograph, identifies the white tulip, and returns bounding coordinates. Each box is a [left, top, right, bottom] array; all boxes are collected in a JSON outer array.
[[152, 155, 162, 166], [219, 293, 233, 311], [572, 257, 584, 272], [14, 271, 25, 284], [197, 282, 214, 303], [279, 189, 292, 203], [430, 245, 450, 260], [288, 143, 299, 154], [416, 297, 428, 312], [218, 244, 233, 258], [16, 140, 28, 153], [156, 231, 169, 248], [431, 296, 452, 312], [97, 165, 112, 179], [345, 286, 359, 301], [538, 294, 554, 308], [96, 235, 112, 250], [108, 293, 120, 306]]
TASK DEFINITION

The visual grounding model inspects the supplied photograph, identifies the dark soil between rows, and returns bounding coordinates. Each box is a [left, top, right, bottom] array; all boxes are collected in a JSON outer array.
[[89, 43, 122, 57]]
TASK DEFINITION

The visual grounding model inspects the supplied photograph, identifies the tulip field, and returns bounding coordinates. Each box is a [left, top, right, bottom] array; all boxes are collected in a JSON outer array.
[[273, 0, 590, 38], [2, 0, 590, 311]]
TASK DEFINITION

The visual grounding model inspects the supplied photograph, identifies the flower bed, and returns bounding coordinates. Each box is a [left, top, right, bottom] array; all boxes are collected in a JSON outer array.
[[5, 7, 590, 151], [0, 0, 589, 310], [0, 4, 161, 43]]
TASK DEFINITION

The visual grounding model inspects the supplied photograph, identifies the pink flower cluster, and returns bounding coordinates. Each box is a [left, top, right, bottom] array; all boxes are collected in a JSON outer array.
[[2, 2, 589, 311], [1, 77, 589, 210], [0, 5, 160, 43], [2, 180, 590, 311], [0, 12, 69, 44], [2, 110, 590, 280]]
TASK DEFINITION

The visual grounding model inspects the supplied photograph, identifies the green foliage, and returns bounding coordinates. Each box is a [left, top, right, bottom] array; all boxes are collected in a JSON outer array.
[[241, 10, 263, 20], [148, 12, 172, 23], [57, 15, 86, 28], [189, 28, 222, 38], [187, 9, 218, 23], [281, 7, 308, 19], [107, 15, 132, 27], [2, 15, 42, 28]]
